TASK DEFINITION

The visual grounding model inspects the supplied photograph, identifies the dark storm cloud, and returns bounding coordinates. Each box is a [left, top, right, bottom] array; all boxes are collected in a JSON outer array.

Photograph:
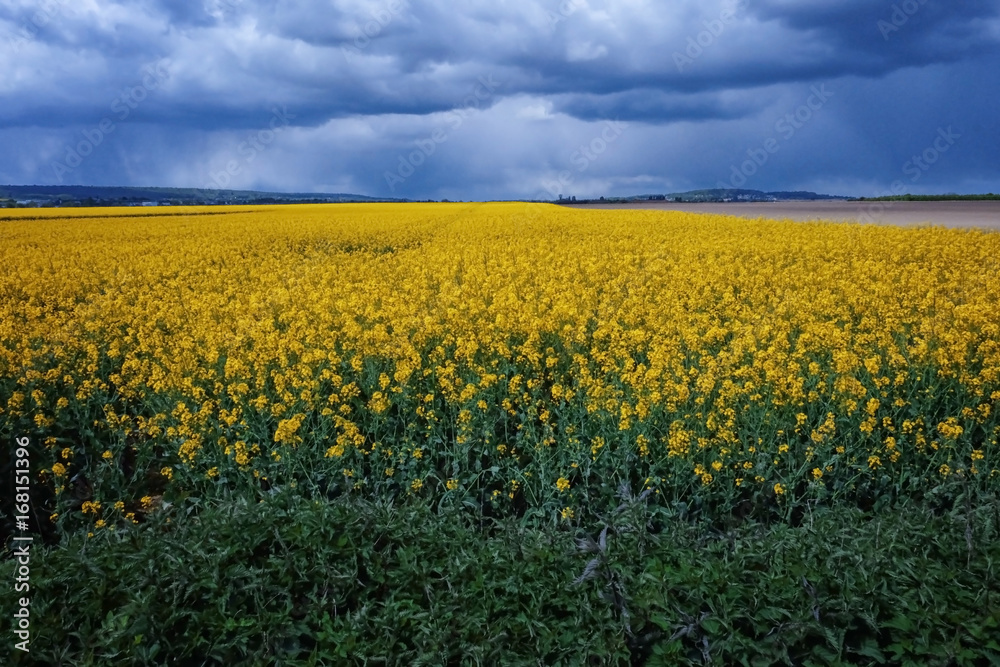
[[550, 89, 759, 124], [1, 0, 998, 198]]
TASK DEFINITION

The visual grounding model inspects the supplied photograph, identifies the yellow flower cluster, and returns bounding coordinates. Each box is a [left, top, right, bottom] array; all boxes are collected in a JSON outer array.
[[1, 203, 998, 517]]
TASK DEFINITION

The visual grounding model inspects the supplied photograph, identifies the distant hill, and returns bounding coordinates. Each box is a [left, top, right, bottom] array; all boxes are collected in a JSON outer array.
[[0, 185, 406, 207], [598, 189, 848, 203]]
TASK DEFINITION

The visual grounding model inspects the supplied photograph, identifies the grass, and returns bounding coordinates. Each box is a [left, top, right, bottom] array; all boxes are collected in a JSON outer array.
[[3, 484, 999, 665]]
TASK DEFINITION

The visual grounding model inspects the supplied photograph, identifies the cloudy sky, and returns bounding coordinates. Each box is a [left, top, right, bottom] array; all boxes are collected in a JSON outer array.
[[2, 0, 999, 200]]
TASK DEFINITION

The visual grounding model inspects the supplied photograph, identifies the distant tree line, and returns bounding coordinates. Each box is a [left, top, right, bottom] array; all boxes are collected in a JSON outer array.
[[854, 193, 999, 202]]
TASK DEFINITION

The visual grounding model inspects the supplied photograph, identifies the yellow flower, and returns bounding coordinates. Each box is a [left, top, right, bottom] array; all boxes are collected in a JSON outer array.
[[561, 507, 575, 520], [410, 478, 423, 492], [160, 466, 173, 480], [5, 201, 1000, 530], [274, 414, 305, 445], [773, 483, 785, 496], [446, 478, 459, 491], [102, 450, 113, 461]]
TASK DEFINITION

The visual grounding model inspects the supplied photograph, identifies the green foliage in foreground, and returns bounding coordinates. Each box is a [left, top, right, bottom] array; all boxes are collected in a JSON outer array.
[[3, 489, 1000, 666]]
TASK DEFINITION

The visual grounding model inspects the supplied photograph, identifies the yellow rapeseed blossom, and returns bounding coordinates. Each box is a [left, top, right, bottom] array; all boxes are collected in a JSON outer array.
[[1, 202, 997, 517]]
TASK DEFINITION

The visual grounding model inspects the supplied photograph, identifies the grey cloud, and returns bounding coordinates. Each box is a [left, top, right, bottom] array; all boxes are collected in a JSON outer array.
[[1, 0, 998, 199]]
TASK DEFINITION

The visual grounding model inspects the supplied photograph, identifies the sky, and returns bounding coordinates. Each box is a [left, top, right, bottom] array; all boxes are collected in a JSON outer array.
[[2, 0, 999, 201]]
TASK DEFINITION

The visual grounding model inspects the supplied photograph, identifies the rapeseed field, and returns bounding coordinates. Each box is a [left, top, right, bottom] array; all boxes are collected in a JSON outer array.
[[4, 202, 1000, 664], [2, 202, 997, 530]]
